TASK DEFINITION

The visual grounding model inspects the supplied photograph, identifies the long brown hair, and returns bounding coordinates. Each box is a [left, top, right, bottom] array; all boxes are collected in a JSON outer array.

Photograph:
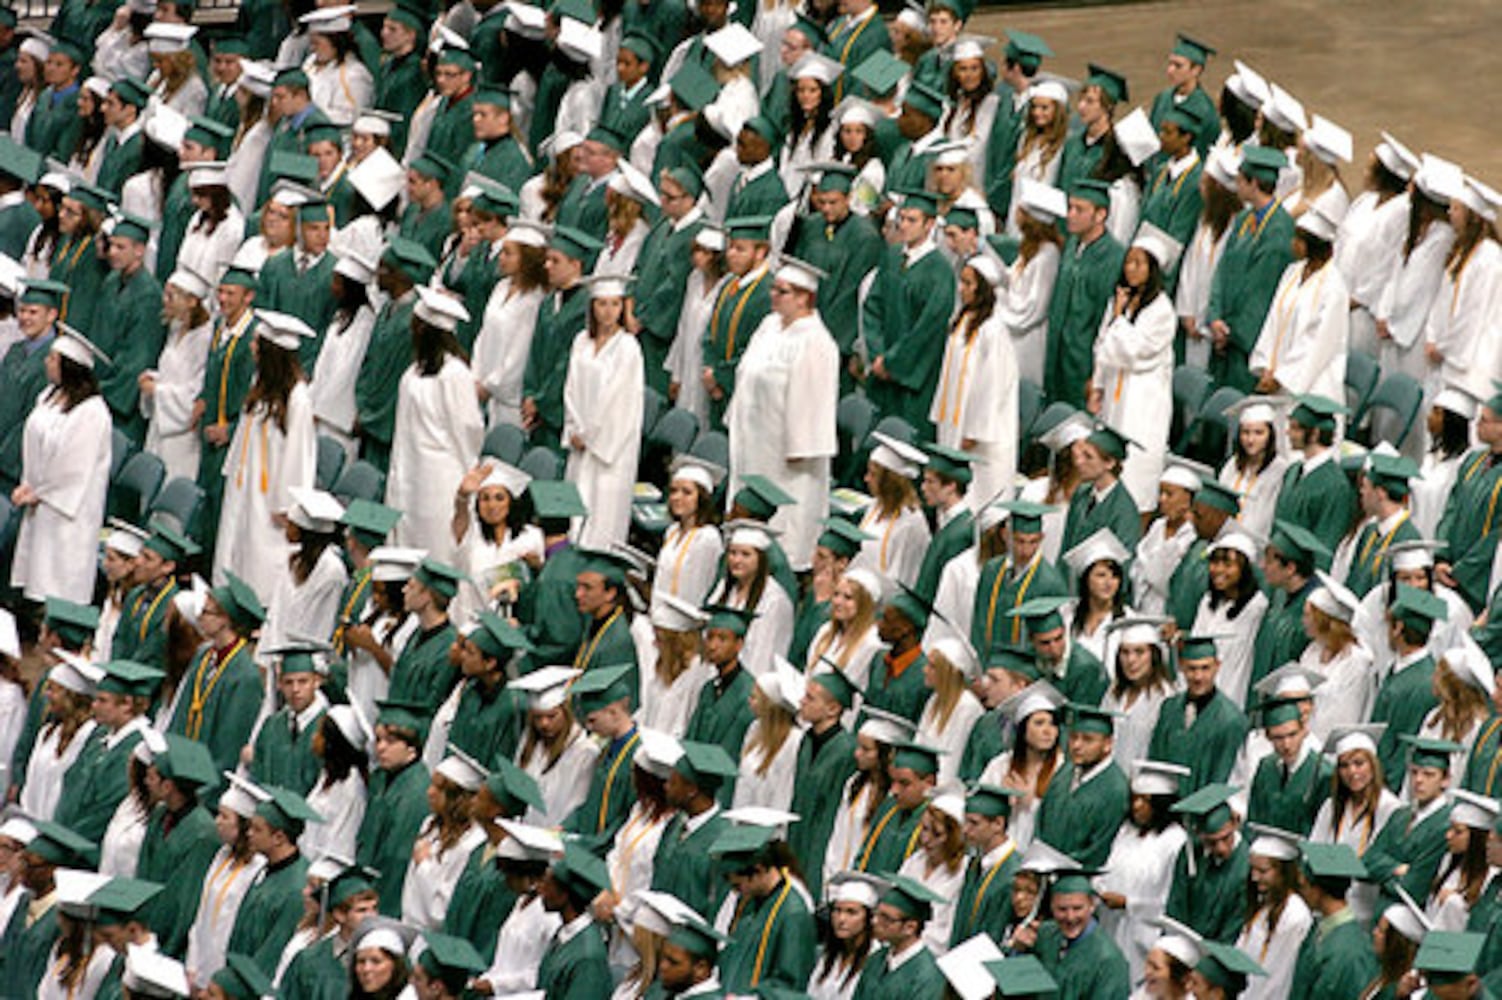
[[429, 773, 477, 852], [809, 578, 876, 669], [1446, 207, 1496, 278], [242, 338, 304, 432], [869, 464, 919, 520], [1009, 710, 1060, 797], [1020, 97, 1067, 163], [1433, 659, 1490, 742], [1330, 747, 1384, 842], [506, 242, 548, 293], [1018, 212, 1063, 266], [1242, 855, 1300, 941], [652, 627, 699, 687], [745, 687, 794, 778]]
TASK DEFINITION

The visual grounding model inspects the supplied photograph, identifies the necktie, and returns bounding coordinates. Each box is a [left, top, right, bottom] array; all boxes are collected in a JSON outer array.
[[289, 715, 299, 741]]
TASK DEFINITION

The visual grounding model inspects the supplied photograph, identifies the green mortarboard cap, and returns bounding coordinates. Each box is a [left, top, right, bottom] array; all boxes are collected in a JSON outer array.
[[1064, 702, 1119, 736], [1365, 452, 1420, 497], [99, 660, 165, 698], [340, 498, 401, 546], [221, 265, 258, 289], [0, 5, 15, 27], [920, 441, 973, 484], [269, 150, 319, 185], [1179, 633, 1220, 662], [1267, 520, 1328, 572], [965, 783, 1020, 819], [985, 645, 1040, 680], [724, 215, 774, 242], [1172, 33, 1215, 64], [1389, 584, 1448, 632], [1254, 697, 1303, 729], [387, 1, 428, 31], [551, 842, 613, 899], [888, 581, 934, 630], [144, 522, 199, 562], [51, 34, 89, 67], [1007, 595, 1070, 634], [209, 570, 266, 630], [467, 611, 532, 659], [326, 864, 380, 907], [1003, 30, 1052, 68], [1241, 145, 1288, 183], [112, 77, 152, 109], [1413, 931, 1486, 984], [812, 162, 856, 194], [703, 604, 756, 636], [1164, 101, 1207, 134], [673, 739, 739, 789], [571, 663, 634, 713], [19, 278, 69, 309], [212, 36, 251, 55], [1289, 393, 1347, 430], [485, 756, 546, 814], [788, 12, 825, 46], [983, 955, 1058, 997], [211, 953, 274, 1000], [472, 88, 511, 109], [375, 697, 432, 740], [943, 206, 978, 231], [808, 666, 857, 708], [528, 479, 588, 519], [67, 183, 113, 214], [27, 820, 96, 868], [708, 823, 777, 867], [273, 66, 310, 91], [585, 124, 628, 154], [255, 785, 323, 833], [1486, 380, 1502, 416], [851, 50, 908, 97], [619, 32, 659, 63], [1193, 478, 1241, 515], [664, 162, 705, 199], [1070, 178, 1113, 209], [411, 150, 455, 181], [901, 80, 946, 121], [1085, 63, 1127, 103], [1399, 733, 1463, 772], [578, 548, 636, 587], [1298, 840, 1366, 880], [668, 62, 718, 111], [186, 116, 235, 155], [1196, 939, 1263, 992], [153, 735, 219, 789], [549, 224, 604, 267], [734, 474, 794, 517], [817, 517, 871, 559], [44, 597, 99, 645], [470, 182, 519, 218], [986, 234, 1022, 266], [1084, 420, 1132, 458], [418, 931, 487, 977], [412, 557, 464, 599], [742, 115, 779, 145], [0, 135, 44, 184], [1050, 870, 1101, 896], [1171, 782, 1238, 832], [111, 212, 155, 245], [88, 877, 164, 924], [996, 499, 1052, 534], [877, 871, 946, 920], [274, 642, 330, 676], [666, 914, 728, 958], [303, 123, 343, 148], [891, 740, 941, 775]]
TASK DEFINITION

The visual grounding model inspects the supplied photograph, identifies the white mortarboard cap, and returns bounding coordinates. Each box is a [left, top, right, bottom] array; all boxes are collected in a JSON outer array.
[[435, 746, 489, 791], [950, 34, 996, 63], [1386, 538, 1442, 572], [649, 592, 711, 632], [1152, 917, 1204, 968], [1415, 153, 1463, 203], [55, 868, 110, 908], [1450, 789, 1500, 830], [510, 665, 582, 711], [1434, 385, 1478, 420], [724, 805, 801, 829], [347, 147, 406, 210], [222, 771, 271, 816], [1106, 615, 1171, 648], [414, 286, 470, 332], [1375, 131, 1420, 181], [1309, 570, 1361, 623], [353, 111, 398, 137], [145, 21, 198, 53], [502, 1, 549, 39], [20, 36, 50, 62], [607, 160, 659, 207], [543, 130, 585, 159], [429, 23, 470, 53], [586, 275, 630, 300], [693, 226, 726, 252], [1303, 114, 1352, 165], [0, 812, 37, 845], [705, 23, 762, 67], [1382, 885, 1432, 943], [255, 309, 317, 351], [1463, 175, 1501, 223], [334, 247, 378, 284], [775, 255, 827, 292], [975, 500, 1010, 535], [0, 254, 24, 299], [1039, 410, 1093, 451], [868, 431, 926, 478], [171, 574, 210, 633], [1205, 147, 1241, 192], [300, 4, 357, 33], [789, 51, 843, 85], [1208, 531, 1258, 563], [166, 266, 211, 302], [928, 635, 980, 680], [928, 792, 966, 826], [369, 546, 425, 582], [505, 220, 551, 248], [858, 706, 917, 745], [1000, 679, 1066, 723], [186, 160, 228, 189], [287, 486, 347, 534], [894, 5, 924, 33], [1442, 637, 1494, 695], [496, 819, 564, 860], [480, 460, 531, 497], [835, 98, 879, 129], [1131, 759, 1190, 796], [1245, 822, 1301, 861], [1252, 662, 1325, 700], [931, 139, 973, 168], [356, 926, 408, 956], [1027, 79, 1068, 106], [1263, 83, 1307, 133], [964, 252, 1004, 288], [1018, 839, 1081, 873], [842, 568, 884, 603], [726, 519, 777, 551], [0, 608, 18, 660], [51, 650, 104, 695], [53, 324, 111, 369], [756, 655, 806, 713], [1226, 60, 1269, 109], [237, 59, 276, 98], [937, 932, 1005, 1000], [122, 944, 190, 998], [633, 728, 683, 778], [1326, 723, 1386, 759], [1062, 527, 1131, 577], [1225, 394, 1280, 427], [668, 454, 727, 492], [83, 75, 111, 99], [1113, 108, 1161, 168], [1161, 455, 1211, 492], [1130, 220, 1183, 270], [1296, 203, 1343, 242], [557, 16, 604, 61], [826, 870, 887, 908], [327, 702, 373, 750], [617, 888, 696, 938]]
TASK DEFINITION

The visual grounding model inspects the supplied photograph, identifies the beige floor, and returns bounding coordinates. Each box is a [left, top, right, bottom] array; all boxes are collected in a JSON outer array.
[[966, 0, 1502, 182]]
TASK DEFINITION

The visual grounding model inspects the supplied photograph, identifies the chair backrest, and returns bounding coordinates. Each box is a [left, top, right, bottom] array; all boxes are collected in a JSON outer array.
[[315, 436, 346, 491], [1180, 385, 1246, 463], [147, 477, 206, 539], [0, 493, 15, 559], [642, 387, 665, 441], [648, 408, 700, 455], [482, 422, 528, 466], [110, 428, 135, 482], [864, 415, 916, 451], [112, 451, 166, 520], [1361, 371, 1426, 448], [331, 460, 386, 504], [1171, 365, 1216, 446], [1017, 379, 1044, 439], [1344, 350, 1381, 425], [836, 391, 877, 444], [519, 446, 563, 481], [689, 430, 730, 470]]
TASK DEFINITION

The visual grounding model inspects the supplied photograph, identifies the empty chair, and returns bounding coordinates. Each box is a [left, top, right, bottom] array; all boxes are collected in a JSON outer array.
[[1171, 365, 1215, 448], [864, 415, 916, 450], [148, 477, 206, 539], [1360, 371, 1426, 448], [331, 460, 386, 505], [316, 436, 346, 491], [1017, 379, 1044, 442], [481, 422, 528, 466], [1344, 349, 1381, 426], [648, 408, 699, 456], [111, 427, 135, 482], [109, 450, 166, 521], [641, 386, 665, 443], [519, 445, 563, 481], [689, 430, 730, 472], [1181, 385, 1246, 464], [835, 392, 877, 487]]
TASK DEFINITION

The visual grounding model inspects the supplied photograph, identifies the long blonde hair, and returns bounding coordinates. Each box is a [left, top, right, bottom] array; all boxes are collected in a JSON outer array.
[[521, 706, 578, 769], [809, 578, 877, 669], [653, 627, 700, 687], [1020, 97, 1068, 163], [925, 647, 968, 732], [1434, 659, 1490, 742], [745, 687, 795, 777], [870, 465, 919, 520]]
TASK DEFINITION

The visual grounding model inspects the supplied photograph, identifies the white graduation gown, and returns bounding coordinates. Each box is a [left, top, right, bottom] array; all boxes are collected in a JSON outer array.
[[20, 720, 97, 821], [927, 551, 980, 651], [651, 523, 724, 610], [1335, 190, 1408, 355], [636, 658, 715, 739], [1309, 788, 1401, 924], [1094, 295, 1177, 512], [896, 852, 966, 955], [143, 319, 213, 481], [213, 382, 318, 599], [851, 506, 930, 590], [1371, 221, 1453, 384], [185, 849, 267, 987], [1130, 518, 1196, 616], [11, 393, 112, 604], [1423, 239, 1502, 402], [36, 940, 116, 1000], [259, 545, 349, 661], [304, 55, 373, 127], [916, 690, 985, 787], [823, 777, 881, 887], [310, 305, 377, 442], [401, 821, 486, 930], [805, 622, 884, 694], [1219, 453, 1290, 543], [1101, 683, 1174, 772], [1411, 451, 1464, 540], [99, 792, 151, 878], [727, 312, 840, 571], [481, 894, 559, 994], [594, 219, 650, 278], [451, 522, 546, 626], [1236, 891, 1313, 1000], [1250, 260, 1350, 402], [930, 313, 1019, 511], [388, 355, 486, 564], [995, 244, 1059, 387], [1174, 222, 1233, 369], [604, 803, 672, 967], [1304, 640, 1376, 742], [563, 330, 644, 550], [226, 120, 272, 216], [473, 281, 545, 428], [1191, 590, 1268, 708], [666, 268, 717, 427], [519, 725, 599, 828], [1095, 821, 1189, 984], [177, 208, 248, 285], [1005, 141, 1062, 239], [300, 770, 367, 864], [733, 724, 804, 813]]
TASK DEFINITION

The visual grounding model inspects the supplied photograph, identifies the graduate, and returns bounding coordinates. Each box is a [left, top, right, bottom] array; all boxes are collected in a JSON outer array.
[[1368, 585, 1446, 781], [863, 584, 934, 723], [1012, 865, 1132, 999], [3, 821, 96, 997], [135, 736, 223, 955], [914, 637, 983, 786], [521, 225, 598, 449], [1244, 692, 1332, 836], [971, 501, 1068, 656], [354, 238, 437, 473], [193, 266, 259, 564], [1146, 634, 1249, 792], [54, 660, 162, 843], [276, 864, 381, 997], [1059, 423, 1143, 556], [1042, 179, 1124, 409], [852, 433, 932, 590], [385, 558, 461, 714], [555, 664, 641, 847], [299, 705, 370, 864], [248, 644, 330, 796], [651, 457, 726, 614], [90, 213, 165, 445], [182, 774, 267, 984], [700, 215, 774, 432], [224, 783, 321, 976], [1147, 34, 1219, 155], [1287, 841, 1379, 998], [141, 266, 214, 481], [647, 740, 737, 923], [1249, 204, 1351, 403], [1130, 460, 1204, 618], [854, 740, 939, 875], [1436, 383, 1502, 612], [355, 698, 433, 915], [948, 783, 1022, 948], [258, 200, 339, 362], [845, 873, 946, 998], [1272, 394, 1358, 556], [1007, 596, 1109, 709], [17, 652, 100, 823], [510, 667, 598, 828], [401, 749, 488, 932], [1036, 702, 1129, 868], [1163, 783, 1249, 943], [534, 843, 614, 997], [112, 522, 195, 670], [712, 821, 817, 992]]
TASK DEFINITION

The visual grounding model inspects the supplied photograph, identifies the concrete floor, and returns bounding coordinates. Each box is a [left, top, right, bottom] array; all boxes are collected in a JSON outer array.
[[967, 0, 1502, 181]]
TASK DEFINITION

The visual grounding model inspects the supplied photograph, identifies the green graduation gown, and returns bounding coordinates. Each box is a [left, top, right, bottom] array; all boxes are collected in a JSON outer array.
[[863, 648, 930, 723], [793, 208, 885, 362], [27, 84, 82, 161], [1, 895, 58, 998], [443, 845, 517, 961], [1371, 653, 1439, 786], [0, 196, 40, 261], [1046, 643, 1111, 708], [571, 608, 639, 703], [562, 728, 643, 846], [518, 543, 587, 668], [725, 163, 789, 220], [463, 134, 534, 194], [250, 702, 326, 795], [48, 231, 109, 333], [1363, 798, 1453, 903], [0, 336, 52, 491], [1036, 759, 1130, 868], [720, 876, 817, 993], [860, 243, 956, 433], [167, 639, 264, 777], [633, 210, 705, 396], [226, 853, 310, 975], [971, 553, 1069, 655], [354, 290, 417, 471], [112, 578, 178, 670], [1289, 909, 1378, 1000], [853, 797, 925, 874], [1248, 580, 1313, 699], [1247, 744, 1331, 836], [787, 724, 857, 898], [652, 809, 730, 920], [983, 92, 1025, 220], [1147, 690, 1248, 793], [195, 313, 257, 562], [822, 9, 891, 102], [374, 50, 427, 157], [257, 249, 338, 370], [447, 677, 525, 771], [54, 723, 143, 842], [701, 265, 773, 431], [598, 80, 652, 140], [950, 841, 1020, 947], [1466, 716, 1502, 796], [912, 505, 973, 604], [536, 917, 612, 999], [398, 199, 452, 261], [1138, 154, 1206, 278], [1045, 231, 1124, 408], [154, 173, 196, 279], [356, 759, 432, 915], [1273, 455, 1358, 557], [278, 932, 347, 1000], [1205, 201, 1295, 392], [684, 665, 756, 802], [1033, 921, 1132, 1000], [255, 106, 334, 206], [203, 81, 242, 134], [852, 943, 945, 1000], [1060, 480, 1142, 556], [554, 173, 610, 240], [387, 621, 459, 713], [1438, 448, 1502, 610], [1056, 130, 1107, 194], [136, 802, 221, 955], [1166, 835, 1250, 942], [1344, 516, 1421, 597], [94, 128, 144, 197], [92, 265, 165, 443], [522, 284, 589, 448], [959, 709, 1008, 783]]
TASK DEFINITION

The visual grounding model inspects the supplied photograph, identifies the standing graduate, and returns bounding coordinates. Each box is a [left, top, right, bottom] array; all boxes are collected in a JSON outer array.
[[700, 215, 774, 433], [1272, 394, 1358, 556], [1059, 423, 1142, 556], [1165, 783, 1250, 943], [1095, 762, 1190, 979], [1044, 179, 1124, 409], [135, 736, 223, 955], [1012, 866, 1132, 999], [353, 238, 437, 473], [511, 668, 598, 828], [1035, 703, 1130, 868], [848, 874, 947, 998], [141, 267, 214, 482], [970, 501, 1068, 656], [948, 783, 1022, 948], [1287, 841, 1379, 999], [534, 844, 613, 997], [1147, 35, 1220, 155], [385, 559, 461, 714], [521, 226, 598, 450], [183, 776, 267, 986], [1148, 634, 1249, 791], [249, 644, 330, 796], [792, 163, 884, 380], [2, 821, 96, 997], [1249, 204, 1350, 403], [356, 698, 434, 915], [1244, 691, 1331, 836], [713, 822, 817, 993], [1436, 384, 1502, 612], [193, 266, 258, 564]]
